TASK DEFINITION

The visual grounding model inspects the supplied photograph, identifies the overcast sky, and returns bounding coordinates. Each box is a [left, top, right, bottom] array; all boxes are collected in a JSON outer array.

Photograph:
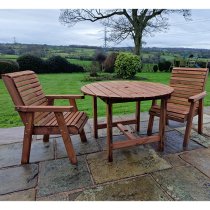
[[1, 9, 210, 49]]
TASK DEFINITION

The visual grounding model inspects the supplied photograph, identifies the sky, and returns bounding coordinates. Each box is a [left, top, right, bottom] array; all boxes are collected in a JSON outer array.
[[1, 9, 210, 49]]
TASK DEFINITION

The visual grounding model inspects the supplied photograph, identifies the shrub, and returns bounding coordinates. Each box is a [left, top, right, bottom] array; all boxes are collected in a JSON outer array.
[[114, 52, 141, 79], [46, 55, 71, 73], [195, 61, 207, 68], [94, 52, 107, 71], [158, 60, 172, 72], [103, 52, 118, 73], [153, 64, 158, 72], [0, 60, 19, 78], [17, 54, 44, 73], [46, 55, 84, 73]]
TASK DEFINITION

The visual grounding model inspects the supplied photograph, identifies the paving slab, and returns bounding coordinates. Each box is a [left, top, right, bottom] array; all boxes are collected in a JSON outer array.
[[148, 130, 203, 154], [167, 120, 186, 129], [37, 191, 81, 201], [37, 156, 93, 197], [204, 106, 210, 115], [0, 164, 38, 195], [152, 166, 210, 201], [0, 189, 36, 201], [161, 153, 190, 167], [0, 140, 55, 168], [0, 127, 24, 145], [193, 114, 210, 125], [75, 175, 171, 201], [55, 134, 101, 159], [200, 123, 210, 137], [175, 126, 210, 148], [180, 148, 210, 178], [128, 120, 173, 135], [86, 146, 171, 184]]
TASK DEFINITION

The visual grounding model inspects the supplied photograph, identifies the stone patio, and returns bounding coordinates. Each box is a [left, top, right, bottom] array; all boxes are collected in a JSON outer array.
[[1, 109, 210, 201]]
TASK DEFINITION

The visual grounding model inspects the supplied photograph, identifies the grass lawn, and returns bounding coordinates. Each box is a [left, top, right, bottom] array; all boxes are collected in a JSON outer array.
[[0, 72, 210, 128]]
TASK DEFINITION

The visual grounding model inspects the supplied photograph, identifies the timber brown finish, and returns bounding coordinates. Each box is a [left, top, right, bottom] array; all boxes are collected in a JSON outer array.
[[2, 70, 88, 165], [81, 81, 174, 162], [147, 67, 209, 148]]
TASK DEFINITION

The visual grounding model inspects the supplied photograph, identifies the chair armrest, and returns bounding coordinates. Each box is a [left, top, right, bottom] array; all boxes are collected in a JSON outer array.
[[188, 91, 207, 103], [15, 106, 74, 112], [46, 95, 84, 100]]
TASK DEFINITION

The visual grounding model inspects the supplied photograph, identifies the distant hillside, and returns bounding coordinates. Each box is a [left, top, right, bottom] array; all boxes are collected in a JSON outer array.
[[1, 42, 210, 59]]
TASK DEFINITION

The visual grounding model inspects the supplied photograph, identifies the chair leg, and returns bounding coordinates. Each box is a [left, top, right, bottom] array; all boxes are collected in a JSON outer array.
[[55, 112, 77, 165], [183, 103, 196, 148], [166, 118, 169, 125], [147, 114, 154, 136], [80, 129, 87, 143], [43, 134, 50, 143], [198, 100, 203, 134], [183, 118, 194, 148], [21, 113, 33, 164]]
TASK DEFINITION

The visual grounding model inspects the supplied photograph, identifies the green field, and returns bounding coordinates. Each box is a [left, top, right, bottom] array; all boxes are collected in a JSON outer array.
[[0, 72, 210, 128]]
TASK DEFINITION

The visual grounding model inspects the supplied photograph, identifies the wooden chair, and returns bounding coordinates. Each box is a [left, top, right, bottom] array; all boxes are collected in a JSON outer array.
[[2, 70, 88, 165], [147, 67, 208, 148]]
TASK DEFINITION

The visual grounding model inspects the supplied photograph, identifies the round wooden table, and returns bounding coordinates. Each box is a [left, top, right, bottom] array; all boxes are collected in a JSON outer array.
[[81, 81, 174, 161]]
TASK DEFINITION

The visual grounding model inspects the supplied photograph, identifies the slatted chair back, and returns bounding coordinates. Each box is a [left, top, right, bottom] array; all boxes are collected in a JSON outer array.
[[169, 67, 209, 107], [2, 71, 48, 125]]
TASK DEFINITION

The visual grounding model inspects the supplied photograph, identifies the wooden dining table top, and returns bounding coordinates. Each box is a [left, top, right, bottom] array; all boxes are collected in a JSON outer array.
[[81, 81, 174, 100]]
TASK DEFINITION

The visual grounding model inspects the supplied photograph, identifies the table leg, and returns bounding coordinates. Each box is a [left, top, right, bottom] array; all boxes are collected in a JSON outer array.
[[136, 101, 141, 132], [159, 99, 167, 151], [106, 101, 113, 162], [93, 96, 98, 139]]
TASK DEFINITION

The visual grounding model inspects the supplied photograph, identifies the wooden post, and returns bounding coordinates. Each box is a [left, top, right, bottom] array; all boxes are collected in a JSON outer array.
[[106, 100, 113, 162], [69, 99, 78, 111], [93, 96, 98, 139], [69, 98, 87, 142], [159, 98, 166, 151], [21, 112, 34, 164], [55, 112, 77, 165], [136, 101, 140, 132], [198, 99, 203, 134], [43, 98, 54, 143], [183, 102, 196, 148]]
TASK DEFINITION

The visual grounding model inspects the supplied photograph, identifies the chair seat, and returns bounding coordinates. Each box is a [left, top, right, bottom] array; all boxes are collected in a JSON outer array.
[[34, 111, 88, 134], [149, 103, 198, 122]]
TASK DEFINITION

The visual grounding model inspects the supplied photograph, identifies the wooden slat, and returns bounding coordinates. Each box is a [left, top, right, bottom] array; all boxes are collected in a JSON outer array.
[[15, 78, 39, 88], [112, 135, 160, 149], [25, 94, 46, 106], [35, 112, 54, 126], [5, 70, 34, 78], [117, 123, 136, 140], [171, 76, 204, 82], [172, 73, 206, 79], [66, 112, 80, 125], [97, 119, 137, 129], [30, 97, 47, 106], [14, 74, 37, 83], [23, 90, 45, 102], [170, 84, 203, 91], [20, 86, 43, 98], [75, 113, 88, 129], [172, 67, 208, 72], [170, 79, 203, 87], [17, 82, 41, 92]]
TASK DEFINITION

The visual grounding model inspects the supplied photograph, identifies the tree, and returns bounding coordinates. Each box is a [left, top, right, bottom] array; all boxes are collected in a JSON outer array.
[[59, 9, 191, 56], [94, 51, 106, 71]]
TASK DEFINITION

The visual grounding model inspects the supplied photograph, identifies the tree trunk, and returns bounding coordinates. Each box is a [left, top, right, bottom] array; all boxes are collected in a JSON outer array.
[[134, 33, 142, 57]]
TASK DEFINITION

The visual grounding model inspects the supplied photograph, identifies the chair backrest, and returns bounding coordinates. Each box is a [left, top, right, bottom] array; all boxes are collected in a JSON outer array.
[[169, 67, 209, 107], [2, 70, 48, 124]]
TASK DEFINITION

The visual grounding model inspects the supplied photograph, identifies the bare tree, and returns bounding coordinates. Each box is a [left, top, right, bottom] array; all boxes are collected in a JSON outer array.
[[59, 9, 191, 56]]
